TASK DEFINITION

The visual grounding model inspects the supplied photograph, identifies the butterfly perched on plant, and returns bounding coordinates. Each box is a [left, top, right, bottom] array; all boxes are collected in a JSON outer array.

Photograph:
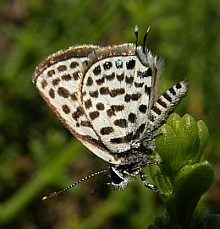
[[33, 26, 188, 200]]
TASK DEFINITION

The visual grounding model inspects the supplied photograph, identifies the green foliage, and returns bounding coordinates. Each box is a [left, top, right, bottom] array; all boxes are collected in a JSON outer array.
[[149, 114, 217, 228], [0, 0, 219, 228]]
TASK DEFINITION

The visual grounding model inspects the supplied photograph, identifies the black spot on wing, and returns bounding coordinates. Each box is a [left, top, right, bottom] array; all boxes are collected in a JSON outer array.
[[115, 59, 123, 68], [61, 74, 71, 81], [100, 87, 109, 95], [99, 87, 125, 97], [96, 102, 105, 110], [144, 68, 152, 77], [81, 121, 92, 127], [105, 73, 115, 81], [70, 61, 79, 69], [116, 73, 124, 82], [57, 87, 70, 98], [47, 69, 55, 77], [128, 113, 137, 123], [85, 99, 92, 109], [89, 90, 99, 98], [62, 104, 70, 114], [134, 82, 144, 88], [125, 76, 134, 84], [41, 79, 47, 89], [49, 88, 55, 98], [110, 88, 125, 97], [113, 119, 128, 128], [103, 61, 112, 70], [57, 65, 67, 72], [106, 105, 124, 117], [124, 93, 141, 102], [139, 104, 147, 113], [52, 78, 60, 86], [71, 93, 77, 101], [89, 111, 100, 120], [86, 76, 93, 86], [145, 86, 151, 95], [100, 127, 114, 135], [72, 107, 84, 121], [73, 71, 79, 80], [93, 66, 101, 76], [126, 59, 135, 70], [96, 77, 105, 85]]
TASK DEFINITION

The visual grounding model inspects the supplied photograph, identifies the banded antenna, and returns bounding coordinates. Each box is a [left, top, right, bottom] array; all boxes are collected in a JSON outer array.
[[42, 169, 108, 201], [143, 26, 150, 53], [134, 25, 150, 53], [134, 25, 139, 47]]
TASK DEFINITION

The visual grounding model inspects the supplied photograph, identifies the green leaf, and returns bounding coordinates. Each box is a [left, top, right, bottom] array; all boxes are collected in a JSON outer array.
[[150, 113, 213, 228]]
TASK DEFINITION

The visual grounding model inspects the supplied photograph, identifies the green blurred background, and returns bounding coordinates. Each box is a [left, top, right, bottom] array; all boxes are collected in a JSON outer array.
[[0, 0, 220, 228]]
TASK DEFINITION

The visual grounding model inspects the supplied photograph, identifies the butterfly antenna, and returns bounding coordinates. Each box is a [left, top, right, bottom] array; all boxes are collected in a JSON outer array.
[[42, 169, 108, 201], [143, 26, 150, 53], [134, 25, 139, 48]]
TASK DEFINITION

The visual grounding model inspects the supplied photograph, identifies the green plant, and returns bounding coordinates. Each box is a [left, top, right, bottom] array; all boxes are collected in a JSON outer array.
[[148, 113, 218, 229]]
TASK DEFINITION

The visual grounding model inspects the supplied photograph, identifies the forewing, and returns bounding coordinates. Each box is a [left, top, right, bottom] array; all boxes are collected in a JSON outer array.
[[33, 45, 120, 164]]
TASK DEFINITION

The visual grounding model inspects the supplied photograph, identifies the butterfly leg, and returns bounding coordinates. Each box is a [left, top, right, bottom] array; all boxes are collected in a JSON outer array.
[[139, 171, 161, 193]]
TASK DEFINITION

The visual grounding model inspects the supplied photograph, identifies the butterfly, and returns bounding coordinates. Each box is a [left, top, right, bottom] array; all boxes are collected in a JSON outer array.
[[33, 26, 188, 200]]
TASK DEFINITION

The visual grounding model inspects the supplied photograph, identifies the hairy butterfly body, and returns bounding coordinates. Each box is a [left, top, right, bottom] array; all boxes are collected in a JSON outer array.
[[33, 27, 188, 199]]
